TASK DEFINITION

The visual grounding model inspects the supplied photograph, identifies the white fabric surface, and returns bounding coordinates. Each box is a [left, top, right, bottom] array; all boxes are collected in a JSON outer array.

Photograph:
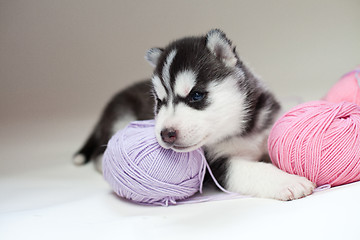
[[1, 117, 360, 240]]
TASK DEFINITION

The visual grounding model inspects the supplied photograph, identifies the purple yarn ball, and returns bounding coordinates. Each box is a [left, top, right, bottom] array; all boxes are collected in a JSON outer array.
[[102, 120, 207, 206]]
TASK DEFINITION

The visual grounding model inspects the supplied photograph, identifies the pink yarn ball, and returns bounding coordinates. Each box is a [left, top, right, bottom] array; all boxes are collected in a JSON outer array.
[[323, 68, 360, 105], [268, 101, 360, 187]]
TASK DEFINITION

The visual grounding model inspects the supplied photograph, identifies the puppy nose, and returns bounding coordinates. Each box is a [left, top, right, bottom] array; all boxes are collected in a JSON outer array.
[[161, 128, 177, 144]]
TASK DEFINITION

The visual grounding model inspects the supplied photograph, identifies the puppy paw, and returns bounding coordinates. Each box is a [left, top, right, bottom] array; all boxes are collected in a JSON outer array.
[[226, 160, 316, 201], [272, 174, 315, 201]]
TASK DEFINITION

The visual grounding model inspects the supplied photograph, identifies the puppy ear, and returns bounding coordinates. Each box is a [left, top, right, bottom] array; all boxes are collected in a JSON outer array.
[[206, 29, 237, 67], [145, 48, 163, 67]]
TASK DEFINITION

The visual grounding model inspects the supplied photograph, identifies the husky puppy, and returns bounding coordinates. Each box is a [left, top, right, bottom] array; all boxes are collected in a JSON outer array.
[[74, 29, 315, 200]]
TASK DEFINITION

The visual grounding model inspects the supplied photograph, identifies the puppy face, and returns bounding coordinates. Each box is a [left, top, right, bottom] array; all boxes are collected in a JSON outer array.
[[146, 30, 249, 152]]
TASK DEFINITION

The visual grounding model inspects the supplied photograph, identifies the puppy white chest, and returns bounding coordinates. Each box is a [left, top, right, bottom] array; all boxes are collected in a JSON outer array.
[[207, 133, 268, 161]]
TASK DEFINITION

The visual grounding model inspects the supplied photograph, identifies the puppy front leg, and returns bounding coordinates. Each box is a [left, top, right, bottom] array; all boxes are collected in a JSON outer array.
[[226, 158, 315, 200]]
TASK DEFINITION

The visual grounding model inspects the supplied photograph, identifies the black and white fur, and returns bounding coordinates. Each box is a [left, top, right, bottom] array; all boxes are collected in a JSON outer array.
[[74, 29, 315, 200]]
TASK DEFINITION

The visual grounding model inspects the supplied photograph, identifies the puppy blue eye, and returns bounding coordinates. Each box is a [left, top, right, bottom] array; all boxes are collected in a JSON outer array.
[[190, 91, 205, 102]]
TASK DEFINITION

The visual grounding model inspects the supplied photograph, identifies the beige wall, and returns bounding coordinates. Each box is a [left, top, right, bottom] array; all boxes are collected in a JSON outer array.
[[1, 0, 360, 124]]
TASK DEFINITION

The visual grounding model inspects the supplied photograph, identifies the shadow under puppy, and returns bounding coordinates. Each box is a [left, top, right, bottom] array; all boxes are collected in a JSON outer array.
[[74, 29, 315, 200]]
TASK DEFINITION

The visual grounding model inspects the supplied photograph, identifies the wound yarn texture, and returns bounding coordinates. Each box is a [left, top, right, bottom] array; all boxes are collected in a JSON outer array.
[[102, 120, 207, 206], [269, 68, 360, 187], [269, 101, 360, 187], [324, 68, 360, 105]]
